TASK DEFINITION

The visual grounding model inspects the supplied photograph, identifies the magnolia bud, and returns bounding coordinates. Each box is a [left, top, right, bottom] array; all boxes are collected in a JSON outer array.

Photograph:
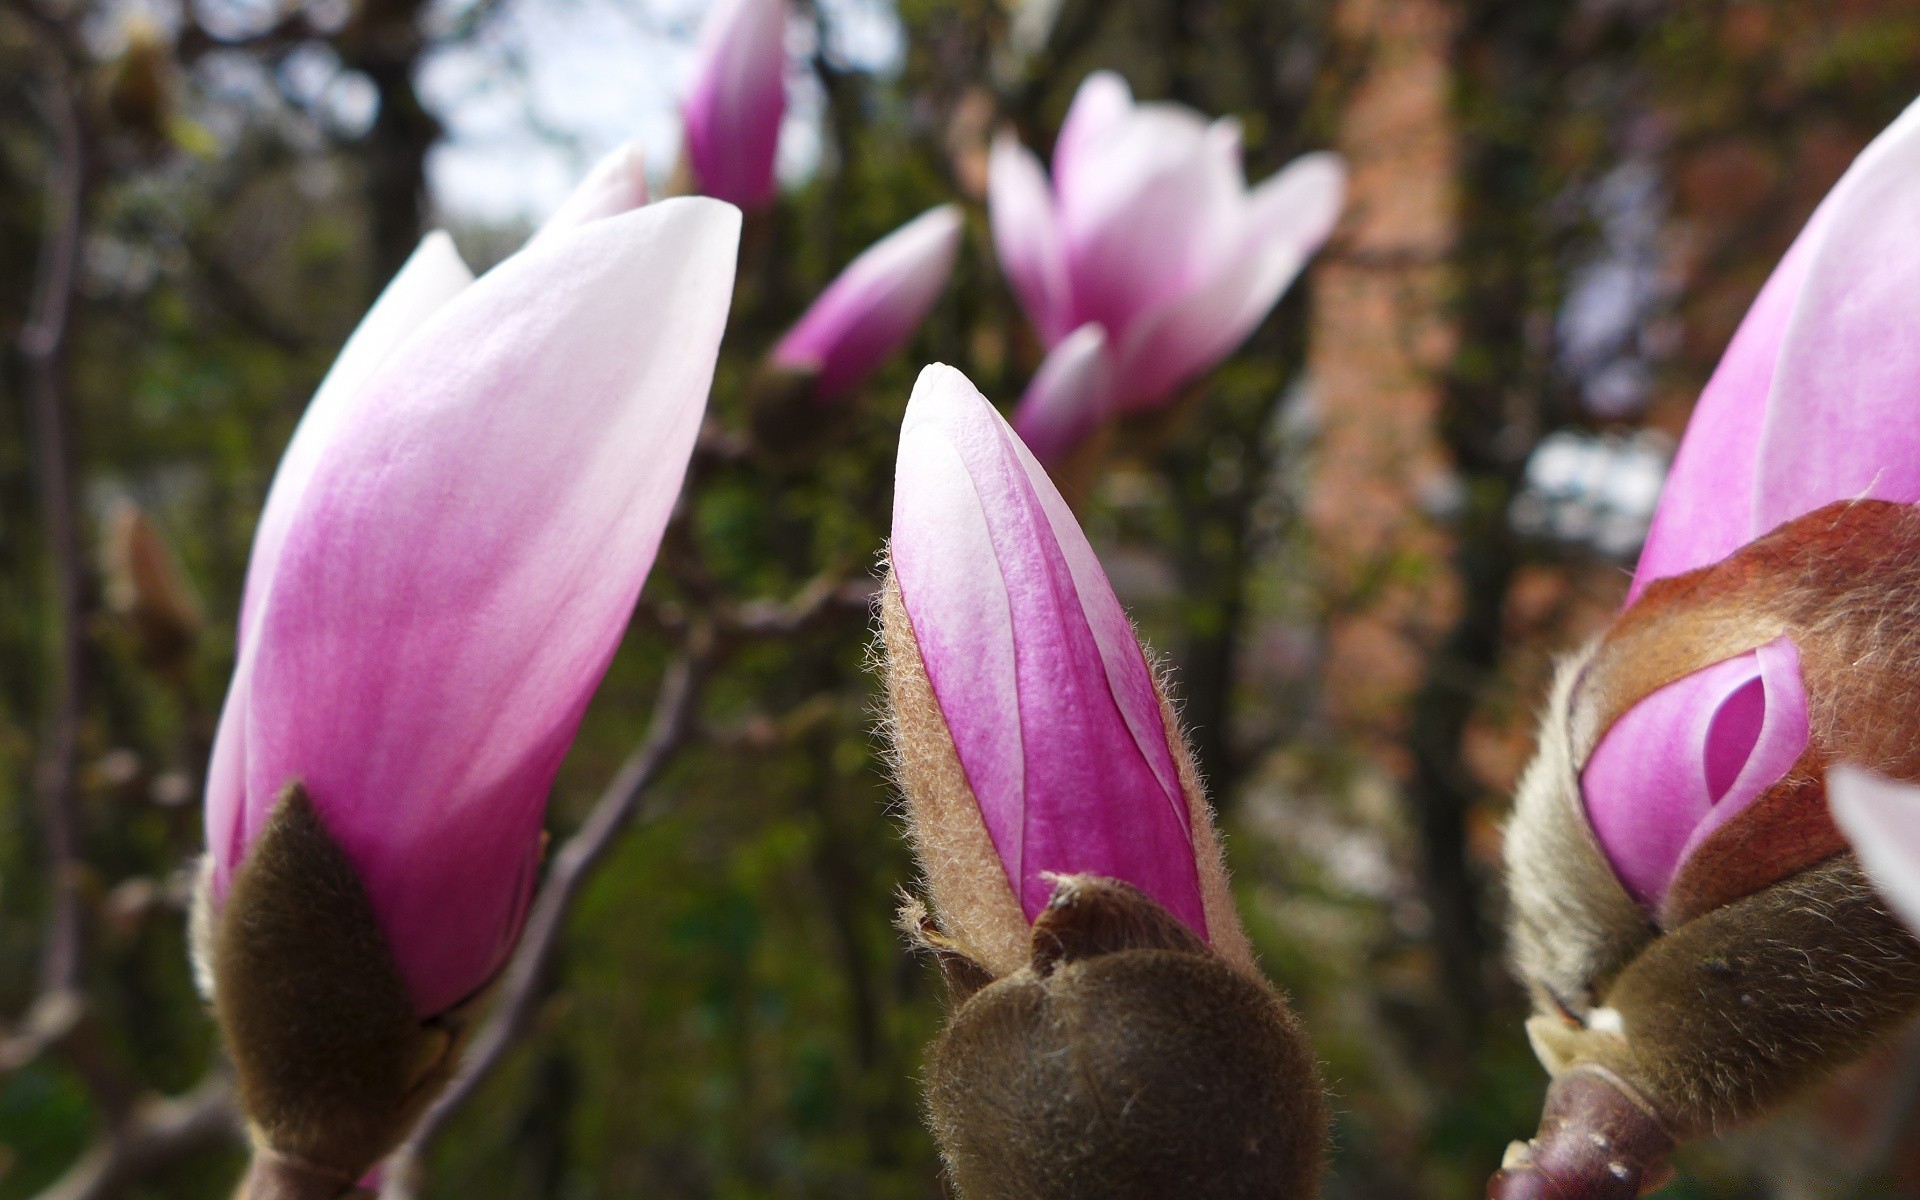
[[919, 876, 1325, 1200], [104, 500, 202, 677], [202, 785, 477, 1184], [879, 366, 1326, 1197], [1498, 93, 1920, 1192], [1502, 502, 1920, 1187]]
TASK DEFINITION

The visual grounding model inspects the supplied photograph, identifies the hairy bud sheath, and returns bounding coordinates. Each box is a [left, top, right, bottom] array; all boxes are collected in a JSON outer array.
[[203, 786, 479, 1183], [918, 877, 1325, 1200], [1498, 88, 1920, 1195], [879, 365, 1326, 1197]]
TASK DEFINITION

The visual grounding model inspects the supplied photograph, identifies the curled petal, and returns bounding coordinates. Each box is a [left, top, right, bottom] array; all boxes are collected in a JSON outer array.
[[1828, 765, 1920, 934], [239, 232, 473, 641], [772, 205, 963, 400], [1011, 323, 1115, 465], [891, 365, 1204, 936], [217, 196, 742, 1016], [1582, 636, 1809, 909], [682, 0, 788, 209], [987, 132, 1073, 345]]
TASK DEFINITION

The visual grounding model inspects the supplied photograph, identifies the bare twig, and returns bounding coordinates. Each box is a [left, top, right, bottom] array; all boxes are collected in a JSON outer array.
[[379, 643, 710, 1196], [32, 1075, 242, 1200], [18, 20, 92, 1005]]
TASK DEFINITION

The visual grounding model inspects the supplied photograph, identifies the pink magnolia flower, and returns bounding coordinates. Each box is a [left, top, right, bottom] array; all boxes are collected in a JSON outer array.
[[889, 364, 1206, 936], [682, 0, 788, 210], [1582, 98, 1920, 911], [771, 205, 963, 401], [205, 150, 741, 1018], [989, 71, 1344, 452], [1010, 323, 1115, 466]]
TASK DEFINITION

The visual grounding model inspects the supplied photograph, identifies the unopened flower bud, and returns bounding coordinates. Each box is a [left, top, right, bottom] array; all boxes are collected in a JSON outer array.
[[195, 156, 740, 1188], [771, 206, 962, 403], [878, 366, 1325, 1196], [1499, 95, 1920, 1193], [104, 499, 202, 677], [681, 0, 788, 210]]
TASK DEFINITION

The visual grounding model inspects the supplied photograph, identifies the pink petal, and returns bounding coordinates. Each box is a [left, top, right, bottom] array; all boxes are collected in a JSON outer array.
[[987, 133, 1074, 346], [1631, 97, 1920, 602], [530, 141, 650, 245], [1051, 70, 1134, 190], [219, 196, 741, 1017], [771, 205, 962, 400], [239, 232, 473, 641], [682, 0, 788, 210], [1111, 207, 1308, 410], [1055, 101, 1244, 342], [1752, 98, 1920, 535], [1010, 323, 1115, 465], [1248, 151, 1347, 260], [1581, 636, 1808, 909], [891, 365, 1204, 937], [1828, 765, 1920, 935]]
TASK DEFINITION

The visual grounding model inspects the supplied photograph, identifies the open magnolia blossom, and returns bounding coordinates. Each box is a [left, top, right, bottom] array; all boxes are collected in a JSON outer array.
[[988, 71, 1344, 460], [877, 365, 1324, 1199], [681, 0, 788, 209], [197, 146, 741, 1186], [770, 205, 963, 402], [1494, 97, 1920, 1198]]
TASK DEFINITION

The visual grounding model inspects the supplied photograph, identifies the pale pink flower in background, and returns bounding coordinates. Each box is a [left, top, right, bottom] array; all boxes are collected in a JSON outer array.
[[1581, 97, 1920, 911], [682, 0, 788, 210], [1010, 323, 1115, 465], [889, 364, 1207, 936], [772, 205, 963, 401], [205, 151, 742, 1018], [988, 71, 1345, 459]]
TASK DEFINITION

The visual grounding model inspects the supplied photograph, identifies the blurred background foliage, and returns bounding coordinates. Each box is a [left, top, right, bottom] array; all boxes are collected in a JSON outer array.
[[6, 0, 1920, 1197]]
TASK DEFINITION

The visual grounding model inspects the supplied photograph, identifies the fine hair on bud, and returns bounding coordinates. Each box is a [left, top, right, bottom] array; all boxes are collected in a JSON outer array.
[[921, 876, 1326, 1200], [212, 784, 475, 1178]]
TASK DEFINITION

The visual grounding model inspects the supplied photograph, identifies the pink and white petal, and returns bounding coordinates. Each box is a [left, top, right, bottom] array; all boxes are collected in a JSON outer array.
[[1110, 221, 1307, 411], [530, 141, 650, 245], [988, 133, 1074, 345], [1005, 395, 1186, 814], [771, 205, 962, 399], [203, 652, 254, 888], [1057, 106, 1243, 339], [1010, 323, 1115, 464], [1752, 96, 1920, 536], [1625, 226, 1821, 603], [240, 232, 473, 640], [894, 366, 1205, 936], [1829, 765, 1920, 935], [243, 196, 741, 1016], [1052, 70, 1134, 190], [1248, 151, 1348, 261]]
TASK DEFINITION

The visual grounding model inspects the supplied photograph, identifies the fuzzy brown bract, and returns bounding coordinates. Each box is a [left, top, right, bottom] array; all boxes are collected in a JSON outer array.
[[1498, 500, 1920, 1192], [208, 784, 483, 1190], [920, 876, 1327, 1200]]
